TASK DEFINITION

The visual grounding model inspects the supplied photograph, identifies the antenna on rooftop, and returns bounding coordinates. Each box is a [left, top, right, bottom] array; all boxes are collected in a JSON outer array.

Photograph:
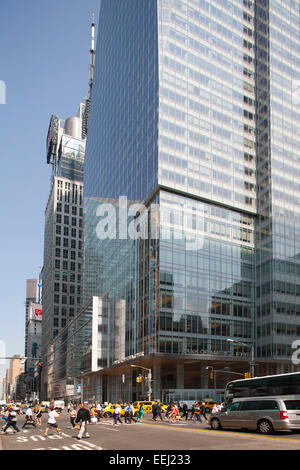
[[89, 12, 96, 99], [82, 13, 96, 139]]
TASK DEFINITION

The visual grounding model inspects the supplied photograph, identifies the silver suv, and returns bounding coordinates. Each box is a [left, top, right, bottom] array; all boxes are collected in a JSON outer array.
[[209, 397, 300, 434]]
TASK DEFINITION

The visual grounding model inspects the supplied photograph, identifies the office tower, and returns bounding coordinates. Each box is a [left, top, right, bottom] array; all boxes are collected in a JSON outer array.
[[71, 0, 300, 402], [3, 369, 10, 402], [25, 301, 42, 399], [7, 356, 24, 402], [39, 17, 98, 401], [24, 279, 42, 398], [41, 106, 85, 399], [24, 279, 38, 359], [42, 15, 96, 363]]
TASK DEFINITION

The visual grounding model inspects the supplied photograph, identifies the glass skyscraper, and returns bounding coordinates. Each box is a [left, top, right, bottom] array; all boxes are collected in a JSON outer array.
[[81, 0, 300, 403]]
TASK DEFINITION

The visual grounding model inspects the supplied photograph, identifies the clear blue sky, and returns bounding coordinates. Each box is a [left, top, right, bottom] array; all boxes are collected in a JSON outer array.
[[0, 0, 100, 379]]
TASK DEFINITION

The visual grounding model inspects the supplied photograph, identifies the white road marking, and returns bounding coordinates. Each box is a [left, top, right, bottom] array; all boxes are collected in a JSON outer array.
[[7, 422, 104, 450], [33, 441, 103, 451], [30, 435, 47, 441]]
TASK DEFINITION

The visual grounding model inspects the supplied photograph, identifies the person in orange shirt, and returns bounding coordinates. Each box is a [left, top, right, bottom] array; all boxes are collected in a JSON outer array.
[[192, 402, 202, 423], [171, 404, 179, 423]]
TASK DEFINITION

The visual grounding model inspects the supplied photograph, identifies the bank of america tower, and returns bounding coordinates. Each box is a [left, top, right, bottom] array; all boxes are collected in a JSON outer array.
[[83, 0, 300, 402]]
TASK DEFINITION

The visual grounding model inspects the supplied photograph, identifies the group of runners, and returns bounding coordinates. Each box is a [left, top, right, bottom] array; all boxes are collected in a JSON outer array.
[[163, 401, 225, 423], [1, 403, 92, 440], [1, 400, 225, 439]]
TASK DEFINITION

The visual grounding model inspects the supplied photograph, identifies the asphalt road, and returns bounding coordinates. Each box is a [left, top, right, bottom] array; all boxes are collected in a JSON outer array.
[[1, 411, 300, 451]]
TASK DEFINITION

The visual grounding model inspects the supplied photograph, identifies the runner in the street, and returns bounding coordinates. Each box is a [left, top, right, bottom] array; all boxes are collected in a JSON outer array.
[[23, 406, 36, 429], [69, 406, 77, 428], [113, 404, 123, 425], [96, 402, 103, 422], [136, 403, 144, 423], [75, 403, 91, 439], [155, 401, 163, 422], [1, 407, 20, 434], [182, 402, 189, 421], [35, 405, 43, 426], [44, 406, 61, 436]]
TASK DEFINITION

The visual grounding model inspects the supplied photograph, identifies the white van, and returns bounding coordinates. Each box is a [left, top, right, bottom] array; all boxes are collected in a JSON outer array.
[[210, 397, 300, 434], [54, 400, 65, 411], [178, 400, 195, 411]]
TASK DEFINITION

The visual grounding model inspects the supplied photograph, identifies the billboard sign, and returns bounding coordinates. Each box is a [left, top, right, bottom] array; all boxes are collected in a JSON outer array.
[[46, 114, 59, 163], [30, 302, 43, 321]]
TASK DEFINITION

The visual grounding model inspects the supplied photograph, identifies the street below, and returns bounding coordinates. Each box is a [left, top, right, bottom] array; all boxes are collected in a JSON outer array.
[[1, 410, 300, 451]]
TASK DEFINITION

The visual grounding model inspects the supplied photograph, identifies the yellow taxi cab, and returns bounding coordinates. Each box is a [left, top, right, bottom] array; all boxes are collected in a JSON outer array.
[[133, 401, 168, 414], [34, 404, 47, 413], [89, 407, 98, 416], [202, 399, 218, 413], [103, 403, 141, 418], [103, 404, 127, 418]]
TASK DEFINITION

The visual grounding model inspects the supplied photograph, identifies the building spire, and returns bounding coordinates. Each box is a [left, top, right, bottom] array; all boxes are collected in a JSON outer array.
[[82, 13, 96, 139], [89, 12, 96, 99]]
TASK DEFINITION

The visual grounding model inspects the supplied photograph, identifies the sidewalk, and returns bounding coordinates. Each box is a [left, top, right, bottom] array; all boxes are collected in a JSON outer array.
[[0, 435, 3, 450]]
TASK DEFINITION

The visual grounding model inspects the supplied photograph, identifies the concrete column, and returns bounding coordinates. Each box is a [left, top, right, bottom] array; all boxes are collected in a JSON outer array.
[[153, 363, 162, 401], [176, 364, 184, 390], [201, 366, 209, 389]]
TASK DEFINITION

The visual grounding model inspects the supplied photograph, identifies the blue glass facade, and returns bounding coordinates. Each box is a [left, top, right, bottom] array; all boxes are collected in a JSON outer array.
[[256, 0, 300, 359], [80, 0, 300, 401], [85, 0, 159, 202], [157, 0, 256, 213]]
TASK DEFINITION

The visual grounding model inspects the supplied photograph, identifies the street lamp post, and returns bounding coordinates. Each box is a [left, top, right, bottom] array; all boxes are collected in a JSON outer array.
[[130, 365, 152, 401], [206, 366, 245, 378], [205, 366, 245, 398], [227, 339, 255, 377]]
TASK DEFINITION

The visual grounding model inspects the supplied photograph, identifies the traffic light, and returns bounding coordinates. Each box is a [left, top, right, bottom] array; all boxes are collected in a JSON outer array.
[[136, 375, 143, 383], [38, 362, 43, 372], [244, 372, 251, 379], [210, 372, 214, 380]]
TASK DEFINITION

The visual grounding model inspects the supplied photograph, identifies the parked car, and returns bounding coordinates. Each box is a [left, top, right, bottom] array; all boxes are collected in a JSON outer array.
[[209, 397, 300, 434]]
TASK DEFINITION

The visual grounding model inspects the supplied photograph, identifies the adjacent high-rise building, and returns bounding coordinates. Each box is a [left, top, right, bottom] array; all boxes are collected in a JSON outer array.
[[39, 17, 97, 401], [41, 106, 86, 399], [25, 301, 42, 399], [24, 278, 43, 399], [4, 356, 25, 402], [24, 279, 38, 359]]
